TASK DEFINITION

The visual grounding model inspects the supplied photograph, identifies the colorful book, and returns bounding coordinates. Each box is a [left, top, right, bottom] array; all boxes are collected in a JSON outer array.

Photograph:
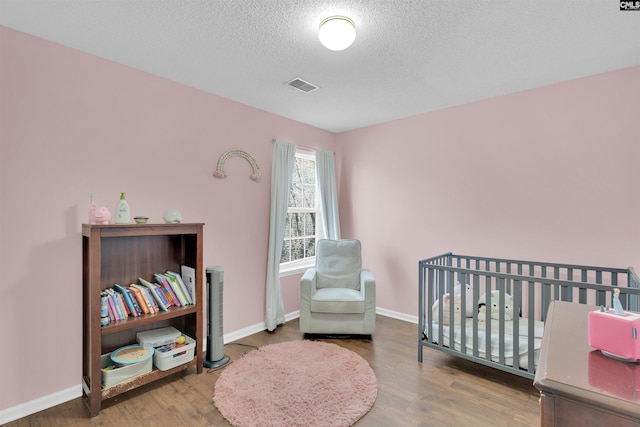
[[166, 271, 192, 305], [130, 284, 155, 314], [154, 282, 171, 308], [114, 292, 129, 318], [170, 270, 193, 305], [100, 294, 110, 326], [145, 278, 171, 308], [107, 296, 117, 321], [138, 278, 169, 312], [104, 289, 123, 320], [160, 285, 175, 307], [128, 285, 150, 314], [127, 288, 143, 316], [106, 293, 121, 320], [114, 284, 139, 317], [102, 291, 117, 321], [155, 273, 181, 307], [162, 273, 189, 306], [140, 286, 158, 313]]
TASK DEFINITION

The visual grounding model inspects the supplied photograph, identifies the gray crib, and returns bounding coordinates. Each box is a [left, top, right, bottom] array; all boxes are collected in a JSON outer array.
[[418, 252, 640, 379]]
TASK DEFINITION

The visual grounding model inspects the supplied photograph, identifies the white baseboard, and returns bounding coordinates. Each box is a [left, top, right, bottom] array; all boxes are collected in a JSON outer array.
[[221, 310, 300, 344], [0, 384, 81, 425], [1, 308, 411, 423], [376, 307, 418, 324]]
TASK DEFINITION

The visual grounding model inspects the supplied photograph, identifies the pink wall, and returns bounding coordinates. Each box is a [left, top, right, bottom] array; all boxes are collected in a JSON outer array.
[[0, 27, 335, 410], [337, 66, 640, 318]]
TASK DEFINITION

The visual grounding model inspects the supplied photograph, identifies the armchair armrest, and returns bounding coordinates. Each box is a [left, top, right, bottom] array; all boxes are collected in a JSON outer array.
[[300, 268, 317, 309], [360, 269, 376, 308]]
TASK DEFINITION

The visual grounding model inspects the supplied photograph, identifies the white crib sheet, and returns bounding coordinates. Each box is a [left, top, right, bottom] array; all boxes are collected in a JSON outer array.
[[425, 317, 545, 370]]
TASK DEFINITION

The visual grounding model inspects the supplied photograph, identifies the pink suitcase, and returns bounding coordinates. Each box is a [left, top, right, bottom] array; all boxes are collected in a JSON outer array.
[[588, 308, 640, 361]]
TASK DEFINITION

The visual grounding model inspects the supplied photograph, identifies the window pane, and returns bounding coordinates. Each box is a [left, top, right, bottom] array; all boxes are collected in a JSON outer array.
[[289, 158, 303, 207], [290, 213, 302, 237], [302, 184, 315, 208], [305, 238, 315, 258], [304, 212, 315, 235], [280, 240, 290, 263], [283, 214, 291, 238], [291, 238, 304, 261], [290, 184, 303, 208], [303, 159, 315, 184]]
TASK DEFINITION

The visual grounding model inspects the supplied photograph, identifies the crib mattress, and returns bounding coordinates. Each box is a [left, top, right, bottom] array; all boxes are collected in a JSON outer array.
[[425, 318, 545, 370]]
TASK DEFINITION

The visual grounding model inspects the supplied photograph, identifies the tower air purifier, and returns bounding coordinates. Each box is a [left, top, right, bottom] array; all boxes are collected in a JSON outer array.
[[204, 266, 230, 368]]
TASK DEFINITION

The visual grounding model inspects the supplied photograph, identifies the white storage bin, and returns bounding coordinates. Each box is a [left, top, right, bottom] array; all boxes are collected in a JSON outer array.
[[153, 335, 196, 371], [100, 352, 152, 388], [136, 326, 181, 348]]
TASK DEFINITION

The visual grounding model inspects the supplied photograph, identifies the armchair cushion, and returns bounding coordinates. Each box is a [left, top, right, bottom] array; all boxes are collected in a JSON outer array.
[[316, 239, 361, 290], [311, 288, 365, 314]]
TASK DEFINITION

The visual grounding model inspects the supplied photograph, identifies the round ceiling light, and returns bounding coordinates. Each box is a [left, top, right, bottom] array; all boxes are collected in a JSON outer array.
[[318, 16, 356, 51]]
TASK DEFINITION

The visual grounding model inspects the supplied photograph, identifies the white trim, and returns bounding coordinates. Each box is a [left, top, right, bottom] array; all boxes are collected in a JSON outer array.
[[1, 308, 415, 423], [279, 258, 314, 276], [222, 310, 300, 344], [295, 147, 316, 158], [286, 310, 300, 321], [0, 384, 82, 425], [222, 321, 268, 344], [376, 307, 418, 324]]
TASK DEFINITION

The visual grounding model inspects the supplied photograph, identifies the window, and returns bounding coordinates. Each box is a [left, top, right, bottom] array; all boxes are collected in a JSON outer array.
[[280, 150, 320, 272]]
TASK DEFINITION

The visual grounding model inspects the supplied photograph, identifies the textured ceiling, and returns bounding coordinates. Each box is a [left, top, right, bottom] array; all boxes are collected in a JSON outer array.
[[1, 0, 639, 133]]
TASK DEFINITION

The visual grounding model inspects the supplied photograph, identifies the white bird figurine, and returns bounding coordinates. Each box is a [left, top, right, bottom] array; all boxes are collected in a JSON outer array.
[[612, 288, 625, 315]]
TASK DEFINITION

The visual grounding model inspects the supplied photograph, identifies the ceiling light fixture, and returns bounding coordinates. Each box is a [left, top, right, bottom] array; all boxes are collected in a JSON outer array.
[[318, 16, 356, 51]]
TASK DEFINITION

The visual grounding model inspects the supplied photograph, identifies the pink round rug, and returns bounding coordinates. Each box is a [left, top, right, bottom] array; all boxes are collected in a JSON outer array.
[[213, 340, 377, 427]]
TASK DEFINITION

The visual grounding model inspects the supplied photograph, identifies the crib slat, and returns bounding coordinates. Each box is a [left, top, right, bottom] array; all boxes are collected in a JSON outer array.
[[498, 280, 506, 366], [472, 274, 480, 358], [418, 262, 427, 362], [512, 281, 521, 372], [528, 280, 536, 373]]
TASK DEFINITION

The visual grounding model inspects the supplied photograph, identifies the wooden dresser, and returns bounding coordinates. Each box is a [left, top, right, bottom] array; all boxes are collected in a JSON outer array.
[[534, 301, 640, 427]]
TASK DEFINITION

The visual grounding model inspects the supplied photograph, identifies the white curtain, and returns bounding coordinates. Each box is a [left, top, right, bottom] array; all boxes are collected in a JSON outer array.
[[265, 139, 296, 331], [316, 149, 341, 240]]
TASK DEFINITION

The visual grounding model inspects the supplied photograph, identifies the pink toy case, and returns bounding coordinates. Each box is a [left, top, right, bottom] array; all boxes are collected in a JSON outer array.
[[588, 308, 640, 361]]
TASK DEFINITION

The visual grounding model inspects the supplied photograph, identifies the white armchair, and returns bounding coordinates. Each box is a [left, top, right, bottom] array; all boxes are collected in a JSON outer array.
[[299, 239, 376, 335]]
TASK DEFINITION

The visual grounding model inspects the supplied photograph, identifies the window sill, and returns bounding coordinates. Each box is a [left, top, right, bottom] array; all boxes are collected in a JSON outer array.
[[280, 258, 314, 277]]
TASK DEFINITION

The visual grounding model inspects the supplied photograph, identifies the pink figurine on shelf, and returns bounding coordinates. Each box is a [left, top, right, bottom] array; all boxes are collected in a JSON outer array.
[[89, 194, 111, 224], [89, 204, 111, 224]]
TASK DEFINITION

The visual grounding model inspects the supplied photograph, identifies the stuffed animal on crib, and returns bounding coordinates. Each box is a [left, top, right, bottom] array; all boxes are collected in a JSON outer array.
[[478, 290, 514, 322], [432, 294, 463, 325], [478, 305, 487, 322], [89, 204, 111, 225]]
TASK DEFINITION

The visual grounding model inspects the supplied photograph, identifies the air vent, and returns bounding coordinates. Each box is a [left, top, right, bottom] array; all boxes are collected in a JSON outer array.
[[286, 78, 319, 93]]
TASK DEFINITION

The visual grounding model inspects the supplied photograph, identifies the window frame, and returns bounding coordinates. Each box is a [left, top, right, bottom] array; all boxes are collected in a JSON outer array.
[[279, 149, 323, 276]]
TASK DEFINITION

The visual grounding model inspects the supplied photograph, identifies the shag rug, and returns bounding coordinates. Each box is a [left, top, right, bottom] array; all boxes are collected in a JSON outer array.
[[213, 340, 377, 427]]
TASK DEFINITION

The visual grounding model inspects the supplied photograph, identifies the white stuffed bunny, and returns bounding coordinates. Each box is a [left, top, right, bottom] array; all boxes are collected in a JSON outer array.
[[478, 290, 514, 321], [432, 293, 462, 325]]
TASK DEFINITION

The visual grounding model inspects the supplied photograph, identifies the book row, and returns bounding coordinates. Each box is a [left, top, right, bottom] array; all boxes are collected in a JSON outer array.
[[100, 266, 196, 325]]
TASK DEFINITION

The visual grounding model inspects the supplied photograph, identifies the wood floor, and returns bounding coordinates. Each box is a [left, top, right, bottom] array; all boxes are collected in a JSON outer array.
[[7, 315, 541, 426]]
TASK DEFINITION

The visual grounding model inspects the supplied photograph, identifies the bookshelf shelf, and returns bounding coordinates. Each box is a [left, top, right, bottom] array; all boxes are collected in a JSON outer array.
[[82, 223, 204, 417], [100, 305, 199, 335]]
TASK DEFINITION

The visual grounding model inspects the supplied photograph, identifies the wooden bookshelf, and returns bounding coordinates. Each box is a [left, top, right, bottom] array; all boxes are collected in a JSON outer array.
[[82, 223, 204, 417]]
